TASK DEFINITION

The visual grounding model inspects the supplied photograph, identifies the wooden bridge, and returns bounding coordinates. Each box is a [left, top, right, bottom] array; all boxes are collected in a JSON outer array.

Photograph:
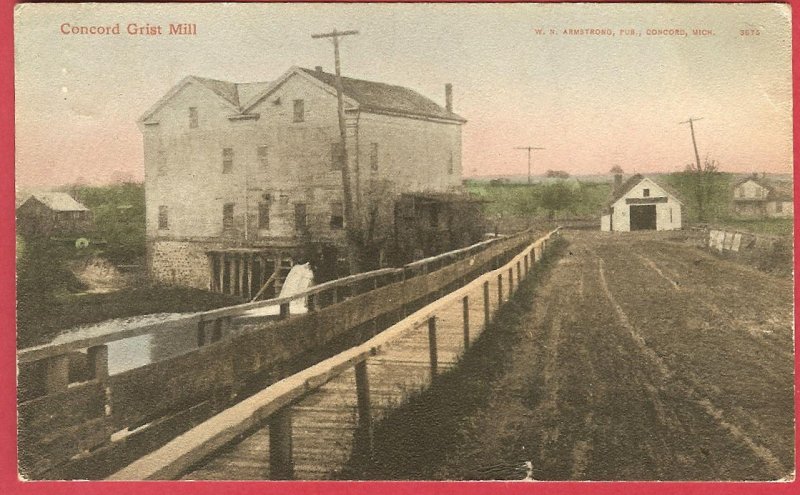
[[17, 228, 559, 480]]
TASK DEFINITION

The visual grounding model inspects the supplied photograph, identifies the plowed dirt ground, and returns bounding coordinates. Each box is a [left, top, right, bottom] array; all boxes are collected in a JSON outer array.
[[358, 231, 795, 481]]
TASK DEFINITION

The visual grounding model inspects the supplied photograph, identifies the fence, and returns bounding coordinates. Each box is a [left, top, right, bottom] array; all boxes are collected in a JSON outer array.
[[108, 228, 560, 480], [17, 228, 551, 479]]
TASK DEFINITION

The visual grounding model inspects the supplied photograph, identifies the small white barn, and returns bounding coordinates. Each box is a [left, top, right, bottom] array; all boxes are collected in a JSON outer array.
[[601, 174, 682, 232]]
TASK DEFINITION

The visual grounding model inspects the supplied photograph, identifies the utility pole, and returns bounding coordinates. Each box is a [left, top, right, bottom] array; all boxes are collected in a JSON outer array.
[[679, 117, 703, 170], [312, 29, 359, 228], [312, 28, 359, 271], [514, 146, 545, 185]]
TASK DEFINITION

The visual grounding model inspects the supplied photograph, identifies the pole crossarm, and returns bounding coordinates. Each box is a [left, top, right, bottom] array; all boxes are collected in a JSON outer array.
[[680, 117, 704, 170]]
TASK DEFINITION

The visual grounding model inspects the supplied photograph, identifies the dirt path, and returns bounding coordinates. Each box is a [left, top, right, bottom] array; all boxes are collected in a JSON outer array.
[[433, 231, 793, 481]]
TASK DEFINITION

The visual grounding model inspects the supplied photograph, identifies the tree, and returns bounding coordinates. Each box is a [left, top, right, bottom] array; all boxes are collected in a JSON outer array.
[[538, 181, 580, 220], [545, 170, 570, 179], [609, 165, 624, 175], [672, 155, 725, 222]]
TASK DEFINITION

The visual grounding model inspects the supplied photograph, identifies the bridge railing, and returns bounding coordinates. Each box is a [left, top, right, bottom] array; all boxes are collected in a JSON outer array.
[[17, 228, 549, 479], [109, 228, 561, 480]]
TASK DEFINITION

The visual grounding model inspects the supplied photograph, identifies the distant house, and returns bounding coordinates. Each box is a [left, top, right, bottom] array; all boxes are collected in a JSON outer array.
[[732, 176, 793, 218], [601, 174, 682, 231], [16, 192, 93, 237]]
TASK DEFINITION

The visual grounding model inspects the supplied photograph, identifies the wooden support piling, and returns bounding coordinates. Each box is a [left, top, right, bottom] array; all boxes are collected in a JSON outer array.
[[462, 295, 470, 350], [427, 317, 438, 379], [219, 254, 226, 294], [238, 257, 245, 297], [354, 360, 373, 455], [268, 406, 294, 480], [228, 257, 236, 295]]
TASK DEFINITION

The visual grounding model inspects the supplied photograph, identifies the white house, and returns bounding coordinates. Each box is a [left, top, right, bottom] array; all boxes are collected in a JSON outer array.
[[600, 174, 682, 231], [732, 175, 793, 219]]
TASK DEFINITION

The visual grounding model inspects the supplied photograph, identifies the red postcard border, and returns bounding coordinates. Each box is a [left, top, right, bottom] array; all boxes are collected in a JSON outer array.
[[0, 1, 797, 494]]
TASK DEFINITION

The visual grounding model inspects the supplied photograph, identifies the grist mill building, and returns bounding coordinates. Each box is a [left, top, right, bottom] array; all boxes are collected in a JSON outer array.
[[139, 66, 467, 297]]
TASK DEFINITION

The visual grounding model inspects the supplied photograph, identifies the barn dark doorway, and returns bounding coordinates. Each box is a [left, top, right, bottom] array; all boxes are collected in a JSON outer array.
[[630, 204, 656, 230]]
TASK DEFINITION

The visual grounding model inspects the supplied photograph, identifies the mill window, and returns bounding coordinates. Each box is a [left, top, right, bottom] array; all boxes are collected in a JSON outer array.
[[331, 142, 344, 171], [330, 201, 344, 229], [295, 203, 307, 231], [257, 145, 269, 169], [222, 148, 234, 174], [189, 107, 199, 128], [370, 143, 379, 171], [223, 203, 235, 230], [158, 205, 169, 230], [258, 202, 270, 229], [293, 99, 305, 122]]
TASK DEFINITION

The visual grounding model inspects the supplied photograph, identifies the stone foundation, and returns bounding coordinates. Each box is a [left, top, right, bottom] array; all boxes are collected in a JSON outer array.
[[148, 239, 212, 289]]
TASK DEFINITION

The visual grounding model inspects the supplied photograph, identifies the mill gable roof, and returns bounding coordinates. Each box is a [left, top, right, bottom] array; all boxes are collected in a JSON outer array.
[[298, 67, 466, 123], [22, 192, 89, 212], [140, 67, 465, 124]]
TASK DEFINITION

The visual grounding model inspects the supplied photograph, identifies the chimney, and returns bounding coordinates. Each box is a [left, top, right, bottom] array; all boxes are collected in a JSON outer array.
[[315, 66, 323, 75], [445, 83, 453, 113], [614, 173, 623, 192]]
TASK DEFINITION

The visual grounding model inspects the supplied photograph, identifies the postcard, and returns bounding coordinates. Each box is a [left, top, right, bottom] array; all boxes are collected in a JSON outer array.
[[11, 1, 795, 487]]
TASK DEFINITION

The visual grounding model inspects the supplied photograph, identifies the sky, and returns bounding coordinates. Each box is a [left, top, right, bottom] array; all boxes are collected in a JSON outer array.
[[14, 2, 793, 189]]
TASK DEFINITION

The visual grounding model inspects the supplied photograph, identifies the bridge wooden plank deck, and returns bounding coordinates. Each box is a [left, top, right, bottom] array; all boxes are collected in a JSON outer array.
[[181, 275, 508, 480]]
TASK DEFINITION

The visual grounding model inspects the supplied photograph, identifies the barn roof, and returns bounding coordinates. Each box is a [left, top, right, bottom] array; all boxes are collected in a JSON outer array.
[[603, 174, 682, 213], [299, 68, 466, 123], [23, 192, 89, 212]]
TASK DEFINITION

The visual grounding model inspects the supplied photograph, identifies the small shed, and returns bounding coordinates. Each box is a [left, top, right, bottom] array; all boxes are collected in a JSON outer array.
[[601, 174, 682, 232], [16, 192, 93, 237]]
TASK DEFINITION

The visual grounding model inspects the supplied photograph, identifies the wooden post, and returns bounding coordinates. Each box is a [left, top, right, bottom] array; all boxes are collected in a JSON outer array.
[[228, 256, 236, 295], [45, 354, 70, 393], [517, 261, 522, 286], [279, 302, 290, 320], [197, 320, 207, 347], [462, 295, 470, 350], [508, 267, 514, 294], [427, 317, 438, 379], [209, 255, 216, 291], [87, 345, 109, 382], [238, 256, 245, 297], [524, 254, 529, 273], [246, 254, 253, 300], [483, 281, 490, 327], [218, 254, 226, 294], [497, 273, 503, 306], [212, 318, 223, 342], [354, 360, 373, 455], [269, 406, 294, 480]]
